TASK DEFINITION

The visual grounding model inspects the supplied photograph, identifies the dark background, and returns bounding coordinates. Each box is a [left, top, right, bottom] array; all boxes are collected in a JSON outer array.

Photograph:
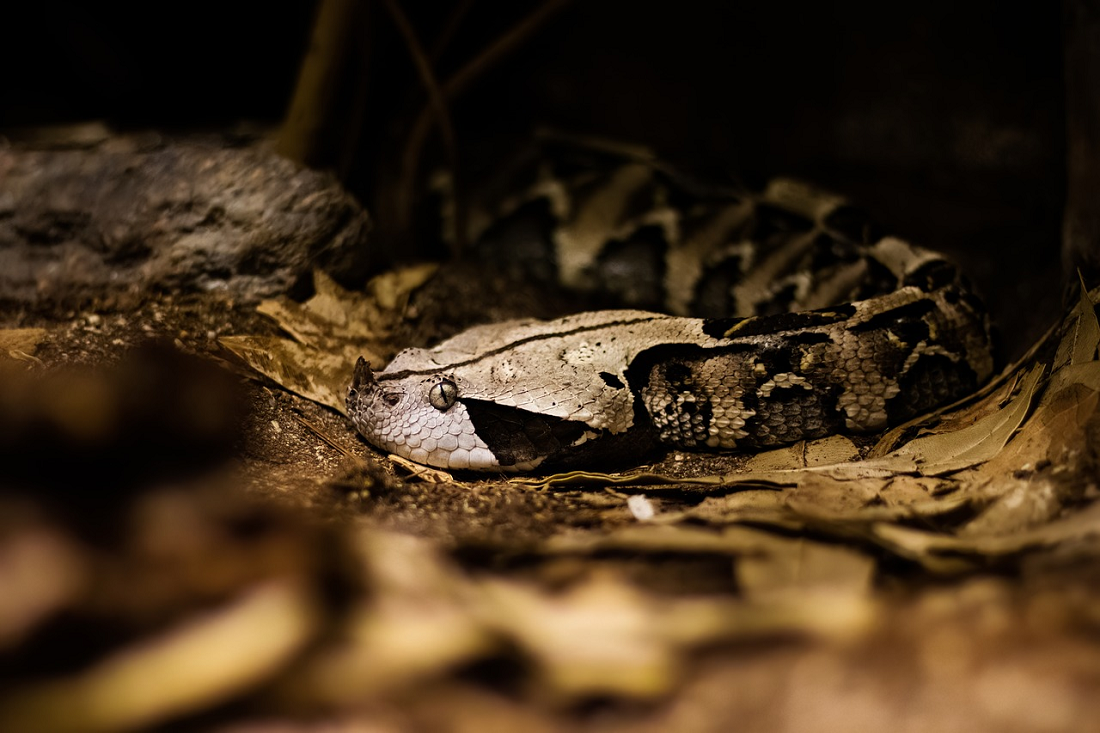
[[1, 0, 1066, 351]]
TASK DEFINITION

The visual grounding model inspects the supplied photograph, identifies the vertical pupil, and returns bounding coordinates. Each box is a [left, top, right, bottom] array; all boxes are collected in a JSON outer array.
[[431, 380, 456, 410]]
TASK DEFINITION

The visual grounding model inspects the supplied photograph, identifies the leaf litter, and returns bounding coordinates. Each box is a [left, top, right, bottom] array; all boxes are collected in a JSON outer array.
[[219, 265, 436, 415], [229, 263, 1100, 574], [40, 269, 1094, 729]]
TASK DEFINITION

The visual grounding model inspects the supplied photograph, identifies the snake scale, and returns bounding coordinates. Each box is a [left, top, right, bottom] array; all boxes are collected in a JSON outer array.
[[348, 140, 995, 471]]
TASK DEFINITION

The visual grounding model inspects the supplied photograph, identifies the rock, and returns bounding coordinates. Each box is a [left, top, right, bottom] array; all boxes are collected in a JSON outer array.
[[0, 134, 372, 303]]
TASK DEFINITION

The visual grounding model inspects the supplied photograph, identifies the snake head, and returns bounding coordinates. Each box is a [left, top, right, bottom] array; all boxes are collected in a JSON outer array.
[[346, 355, 502, 470]]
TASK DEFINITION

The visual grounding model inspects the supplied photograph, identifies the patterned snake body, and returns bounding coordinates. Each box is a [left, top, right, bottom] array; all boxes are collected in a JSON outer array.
[[347, 142, 995, 471]]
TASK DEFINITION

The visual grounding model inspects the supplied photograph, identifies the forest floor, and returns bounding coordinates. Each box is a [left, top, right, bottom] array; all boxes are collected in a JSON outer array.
[[1, 138, 1099, 732]]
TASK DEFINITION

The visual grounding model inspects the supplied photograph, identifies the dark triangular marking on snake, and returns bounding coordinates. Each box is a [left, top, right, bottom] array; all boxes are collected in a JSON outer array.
[[462, 399, 589, 467], [885, 353, 978, 423], [849, 299, 937, 333], [701, 304, 858, 340], [903, 259, 960, 292]]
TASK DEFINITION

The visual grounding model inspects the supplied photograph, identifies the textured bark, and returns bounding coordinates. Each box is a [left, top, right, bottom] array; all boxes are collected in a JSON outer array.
[[0, 135, 372, 304]]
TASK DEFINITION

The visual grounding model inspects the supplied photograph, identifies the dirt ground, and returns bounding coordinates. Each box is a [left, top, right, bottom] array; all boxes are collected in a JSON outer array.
[[2, 246, 1100, 733]]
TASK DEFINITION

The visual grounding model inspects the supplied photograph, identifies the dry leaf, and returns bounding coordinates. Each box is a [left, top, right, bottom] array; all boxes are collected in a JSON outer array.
[[219, 335, 372, 415], [1052, 276, 1100, 370], [281, 531, 493, 707], [475, 568, 875, 701], [889, 365, 1044, 476], [743, 435, 860, 472], [477, 574, 680, 699], [872, 500, 1100, 563], [368, 262, 438, 312], [735, 533, 874, 602], [541, 523, 792, 557], [222, 265, 436, 413], [0, 528, 85, 647], [683, 490, 792, 527], [532, 283, 1100, 575], [0, 580, 318, 733], [0, 328, 47, 363]]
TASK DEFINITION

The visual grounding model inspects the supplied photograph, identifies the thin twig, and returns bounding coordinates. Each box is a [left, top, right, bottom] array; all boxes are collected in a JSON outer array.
[[444, 0, 574, 100], [395, 0, 575, 247], [294, 414, 354, 458], [383, 0, 465, 254], [430, 0, 476, 63], [388, 454, 454, 482]]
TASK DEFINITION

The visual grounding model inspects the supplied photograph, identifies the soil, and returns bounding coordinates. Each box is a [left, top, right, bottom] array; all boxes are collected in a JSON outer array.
[[2, 139, 1100, 733]]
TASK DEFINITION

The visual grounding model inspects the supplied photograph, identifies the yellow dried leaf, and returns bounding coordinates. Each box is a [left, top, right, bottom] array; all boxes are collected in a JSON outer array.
[[872, 499, 1100, 562], [1052, 276, 1100, 369], [890, 365, 1044, 476], [541, 523, 789, 557], [368, 262, 438, 311], [219, 335, 380, 415], [736, 535, 874, 601], [477, 574, 679, 700], [0, 328, 47, 363], [743, 435, 859, 472], [683, 490, 791, 526], [256, 270, 383, 346], [784, 472, 886, 519], [0, 581, 318, 733], [228, 265, 436, 414]]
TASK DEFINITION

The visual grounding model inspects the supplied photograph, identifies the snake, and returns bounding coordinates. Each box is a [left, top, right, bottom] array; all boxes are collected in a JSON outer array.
[[347, 139, 995, 472]]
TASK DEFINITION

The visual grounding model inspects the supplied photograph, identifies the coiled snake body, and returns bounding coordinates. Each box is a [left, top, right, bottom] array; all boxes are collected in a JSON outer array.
[[347, 142, 994, 471]]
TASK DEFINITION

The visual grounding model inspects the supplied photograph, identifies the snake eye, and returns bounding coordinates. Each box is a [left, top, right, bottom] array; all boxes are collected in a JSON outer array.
[[428, 379, 458, 411], [382, 393, 401, 407]]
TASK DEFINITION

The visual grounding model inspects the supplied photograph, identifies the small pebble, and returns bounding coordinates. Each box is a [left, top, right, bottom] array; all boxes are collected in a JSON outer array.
[[627, 494, 655, 521]]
